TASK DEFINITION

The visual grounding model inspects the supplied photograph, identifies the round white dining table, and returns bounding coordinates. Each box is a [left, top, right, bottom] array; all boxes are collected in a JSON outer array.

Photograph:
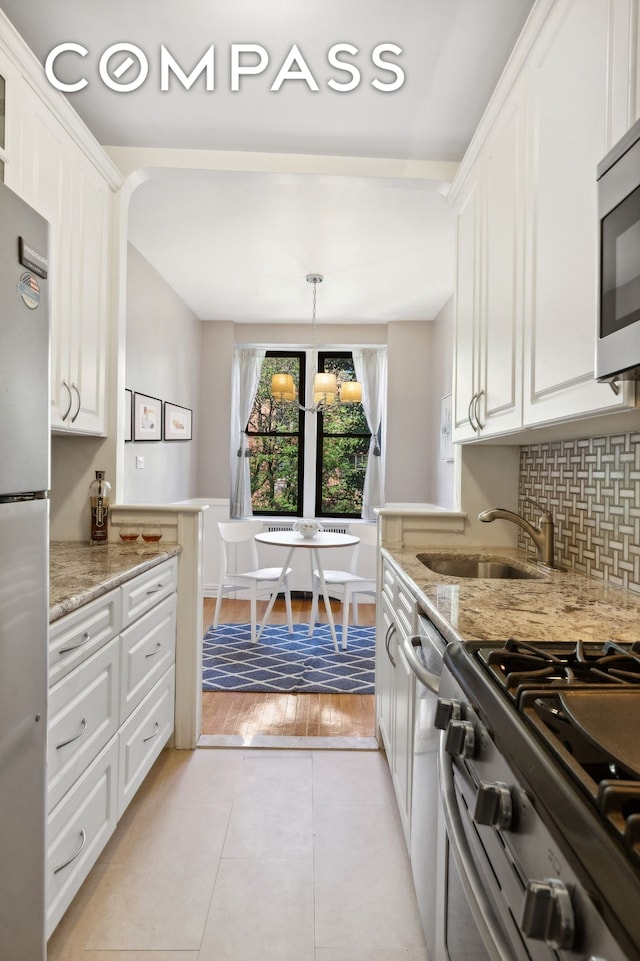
[[254, 530, 360, 653]]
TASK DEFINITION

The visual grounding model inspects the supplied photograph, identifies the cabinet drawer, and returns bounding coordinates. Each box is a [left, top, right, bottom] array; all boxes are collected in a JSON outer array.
[[48, 637, 120, 812], [120, 592, 176, 723], [118, 666, 175, 819], [46, 737, 118, 938], [49, 589, 121, 687], [121, 557, 177, 627], [381, 560, 396, 604], [396, 580, 416, 638]]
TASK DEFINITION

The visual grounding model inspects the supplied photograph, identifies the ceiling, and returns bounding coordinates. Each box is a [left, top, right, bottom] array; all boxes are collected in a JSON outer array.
[[1, 0, 535, 323]]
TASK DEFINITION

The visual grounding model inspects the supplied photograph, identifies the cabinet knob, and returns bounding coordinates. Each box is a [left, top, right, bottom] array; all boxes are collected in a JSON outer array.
[[434, 698, 462, 730], [473, 780, 512, 829], [444, 719, 475, 758], [521, 879, 574, 950]]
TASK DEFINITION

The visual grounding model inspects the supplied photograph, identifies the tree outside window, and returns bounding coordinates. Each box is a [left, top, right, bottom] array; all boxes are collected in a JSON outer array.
[[246, 352, 304, 515], [316, 352, 371, 518], [245, 349, 370, 517]]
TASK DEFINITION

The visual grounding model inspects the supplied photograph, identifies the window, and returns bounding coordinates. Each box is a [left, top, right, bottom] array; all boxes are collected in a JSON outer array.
[[244, 349, 372, 518], [246, 352, 305, 515], [315, 352, 371, 518]]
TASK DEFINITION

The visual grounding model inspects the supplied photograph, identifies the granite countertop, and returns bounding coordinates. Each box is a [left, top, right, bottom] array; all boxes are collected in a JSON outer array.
[[50, 540, 181, 622], [384, 545, 640, 644]]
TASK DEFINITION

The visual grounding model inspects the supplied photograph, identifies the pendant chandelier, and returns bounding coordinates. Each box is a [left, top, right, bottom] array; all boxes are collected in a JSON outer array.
[[270, 273, 363, 412]]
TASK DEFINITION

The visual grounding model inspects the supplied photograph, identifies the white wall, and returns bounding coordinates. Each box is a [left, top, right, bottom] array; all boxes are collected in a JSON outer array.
[[385, 321, 433, 504], [426, 296, 455, 508], [196, 319, 438, 508], [124, 244, 202, 503], [197, 321, 235, 499]]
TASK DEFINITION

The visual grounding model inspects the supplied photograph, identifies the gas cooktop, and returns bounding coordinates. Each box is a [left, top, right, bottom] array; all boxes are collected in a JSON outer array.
[[441, 638, 640, 960], [469, 639, 640, 857], [478, 637, 640, 699]]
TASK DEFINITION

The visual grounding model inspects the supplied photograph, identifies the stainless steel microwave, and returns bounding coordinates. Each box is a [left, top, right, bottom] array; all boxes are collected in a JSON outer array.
[[596, 117, 640, 381]]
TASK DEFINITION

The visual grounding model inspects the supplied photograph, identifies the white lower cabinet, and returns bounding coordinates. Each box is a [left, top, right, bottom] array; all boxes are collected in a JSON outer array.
[[120, 593, 176, 722], [376, 556, 417, 848], [118, 666, 175, 819], [46, 738, 119, 938], [47, 637, 120, 812], [49, 589, 121, 688], [46, 558, 177, 938]]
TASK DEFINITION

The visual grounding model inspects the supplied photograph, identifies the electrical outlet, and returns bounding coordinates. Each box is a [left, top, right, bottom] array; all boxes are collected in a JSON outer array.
[[136, 456, 145, 469]]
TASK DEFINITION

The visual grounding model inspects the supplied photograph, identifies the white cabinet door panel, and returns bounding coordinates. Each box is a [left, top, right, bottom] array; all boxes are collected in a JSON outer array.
[[524, 0, 626, 424], [66, 152, 112, 434], [120, 592, 177, 723], [121, 556, 178, 627], [49, 588, 121, 687], [481, 90, 524, 435], [453, 176, 482, 440], [117, 666, 175, 819], [48, 638, 120, 812], [46, 738, 118, 938]]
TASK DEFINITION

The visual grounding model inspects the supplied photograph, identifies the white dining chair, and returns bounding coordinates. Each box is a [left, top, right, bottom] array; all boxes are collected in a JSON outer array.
[[308, 522, 377, 649], [213, 520, 294, 643]]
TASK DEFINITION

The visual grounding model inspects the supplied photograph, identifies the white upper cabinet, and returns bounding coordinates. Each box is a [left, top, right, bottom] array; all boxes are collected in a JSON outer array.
[[453, 81, 525, 440], [0, 47, 22, 191], [19, 85, 113, 435], [522, 0, 626, 426], [480, 87, 525, 436], [451, 0, 640, 443], [0, 14, 121, 437], [63, 150, 112, 434], [452, 174, 482, 439]]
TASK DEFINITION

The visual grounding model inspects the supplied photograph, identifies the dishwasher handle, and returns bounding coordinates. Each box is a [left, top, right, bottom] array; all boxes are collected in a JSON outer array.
[[401, 634, 441, 694]]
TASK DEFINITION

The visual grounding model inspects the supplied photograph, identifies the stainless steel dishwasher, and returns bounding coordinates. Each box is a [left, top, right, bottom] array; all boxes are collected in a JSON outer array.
[[402, 613, 493, 961]]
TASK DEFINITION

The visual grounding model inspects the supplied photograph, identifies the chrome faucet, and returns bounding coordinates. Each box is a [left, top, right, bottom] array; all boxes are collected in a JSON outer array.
[[478, 498, 558, 568]]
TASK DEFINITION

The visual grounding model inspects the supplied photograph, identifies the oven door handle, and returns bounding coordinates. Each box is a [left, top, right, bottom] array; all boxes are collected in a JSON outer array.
[[401, 634, 440, 694], [438, 736, 516, 961]]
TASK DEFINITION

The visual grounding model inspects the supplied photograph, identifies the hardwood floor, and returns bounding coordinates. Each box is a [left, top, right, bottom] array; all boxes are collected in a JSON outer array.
[[201, 596, 376, 740]]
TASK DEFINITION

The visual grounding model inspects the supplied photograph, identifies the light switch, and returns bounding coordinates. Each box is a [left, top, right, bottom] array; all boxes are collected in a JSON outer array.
[[136, 456, 145, 469]]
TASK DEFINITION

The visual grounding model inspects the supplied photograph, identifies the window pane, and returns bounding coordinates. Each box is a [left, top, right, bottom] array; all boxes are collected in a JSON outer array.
[[248, 355, 301, 434], [249, 436, 301, 514], [321, 355, 368, 433], [319, 436, 369, 515], [321, 399, 369, 434]]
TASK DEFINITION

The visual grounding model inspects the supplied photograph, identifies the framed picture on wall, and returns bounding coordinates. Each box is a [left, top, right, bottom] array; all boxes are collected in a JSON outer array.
[[440, 393, 454, 462], [124, 388, 132, 442], [164, 401, 192, 441], [133, 391, 162, 441]]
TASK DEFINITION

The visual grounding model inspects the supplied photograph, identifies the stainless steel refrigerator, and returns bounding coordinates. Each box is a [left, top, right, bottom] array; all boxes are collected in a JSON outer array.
[[0, 180, 50, 959]]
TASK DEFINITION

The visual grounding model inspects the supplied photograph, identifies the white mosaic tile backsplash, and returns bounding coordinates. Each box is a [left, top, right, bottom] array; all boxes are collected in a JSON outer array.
[[519, 433, 640, 594]]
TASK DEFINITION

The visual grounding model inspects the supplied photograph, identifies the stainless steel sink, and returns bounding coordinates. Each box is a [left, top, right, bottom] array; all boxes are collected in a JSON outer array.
[[416, 554, 543, 579]]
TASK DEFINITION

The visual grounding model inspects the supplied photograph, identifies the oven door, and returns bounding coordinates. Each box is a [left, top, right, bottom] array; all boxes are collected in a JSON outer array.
[[437, 738, 532, 961]]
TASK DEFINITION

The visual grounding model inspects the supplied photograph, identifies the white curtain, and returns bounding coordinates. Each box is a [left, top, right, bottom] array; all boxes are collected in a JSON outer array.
[[230, 347, 265, 518], [352, 347, 387, 520]]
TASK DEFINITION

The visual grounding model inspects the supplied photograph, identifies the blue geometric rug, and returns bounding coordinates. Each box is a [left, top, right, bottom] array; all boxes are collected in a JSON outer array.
[[202, 622, 375, 694]]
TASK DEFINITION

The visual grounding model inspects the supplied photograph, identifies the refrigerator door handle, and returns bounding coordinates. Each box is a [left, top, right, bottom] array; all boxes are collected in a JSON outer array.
[[70, 383, 81, 423]]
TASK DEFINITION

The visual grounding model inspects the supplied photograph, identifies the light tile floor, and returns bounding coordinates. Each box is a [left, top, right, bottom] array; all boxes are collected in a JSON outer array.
[[47, 747, 428, 961]]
